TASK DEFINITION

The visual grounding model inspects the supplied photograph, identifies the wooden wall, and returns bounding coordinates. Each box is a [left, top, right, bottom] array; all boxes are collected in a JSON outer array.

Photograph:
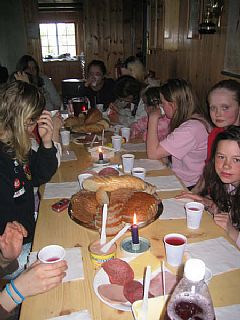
[[147, 0, 231, 107], [84, 0, 144, 77]]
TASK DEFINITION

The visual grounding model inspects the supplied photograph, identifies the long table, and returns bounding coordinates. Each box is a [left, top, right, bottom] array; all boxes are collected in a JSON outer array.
[[20, 141, 240, 320]]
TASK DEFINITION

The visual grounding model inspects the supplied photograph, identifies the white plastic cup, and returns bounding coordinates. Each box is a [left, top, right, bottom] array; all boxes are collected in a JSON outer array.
[[132, 167, 146, 180], [96, 104, 104, 112], [111, 135, 122, 151], [60, 130, 70, 146], [122, 154, 135, 173], [38, 245, 65, 264], [78, 173, 93, 189], [50, 110, 59, 117], [164, 233, 187, 267], [185, 202, 204, 229], [121, 127, 131, 142], [114, 124, 123, 135]]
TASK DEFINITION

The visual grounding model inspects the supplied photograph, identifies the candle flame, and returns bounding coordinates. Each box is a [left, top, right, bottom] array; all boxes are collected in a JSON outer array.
[[133, 213, 137, 225], [98, 147, 102, 153], [82, 105, 86, 111]]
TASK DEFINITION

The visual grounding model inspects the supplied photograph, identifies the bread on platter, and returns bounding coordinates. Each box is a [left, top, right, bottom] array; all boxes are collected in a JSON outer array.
[[85, 108, 102, 124], [70, 174, 161, 235]]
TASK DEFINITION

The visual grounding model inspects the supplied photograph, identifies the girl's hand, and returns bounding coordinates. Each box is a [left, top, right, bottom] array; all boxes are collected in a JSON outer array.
[[0, 222, 27, 260], [148, 107, 162, 120], [14, 260, 68, 298], [214, 213, 239, 242], [176, 192, 204, 202], [37, 111, 54, 148], [52, 112, 63, 143], [108, 103, 119, 123], [14, 71, 30, 83]]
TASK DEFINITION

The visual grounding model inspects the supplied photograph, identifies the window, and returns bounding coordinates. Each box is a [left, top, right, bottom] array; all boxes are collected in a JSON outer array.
[[39, 23, 76, 58]]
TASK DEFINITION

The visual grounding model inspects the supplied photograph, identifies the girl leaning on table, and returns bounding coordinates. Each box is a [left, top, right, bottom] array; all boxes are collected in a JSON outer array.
[[0, 81, 58, 277], [147, 78, 211, 190], [178, 126, 240, 248], [0, 221, 67, 319]]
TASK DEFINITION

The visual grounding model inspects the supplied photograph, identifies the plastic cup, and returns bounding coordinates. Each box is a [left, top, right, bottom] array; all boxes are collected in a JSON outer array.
[[50, 110, 59, 117], [121, 127, 131, 142], [111, 135, 122, 151], [38, 245, 65, 264], [132, 167, 146, 180], [185, 202, 204, 229], [78, 173, 93, 189], [122, 154, 135, 173], [132, 296, 167, 320], [60, 130, 70, 145], [89, 240, 117, 269], [96, 104, 104, 112], [114, 124, 124, 135], [164, 233, 187, 267]]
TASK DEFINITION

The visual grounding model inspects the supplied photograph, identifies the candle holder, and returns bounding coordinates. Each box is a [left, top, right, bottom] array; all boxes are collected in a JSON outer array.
[[93, 159, 110, 166], [120, 236, 150, 256]]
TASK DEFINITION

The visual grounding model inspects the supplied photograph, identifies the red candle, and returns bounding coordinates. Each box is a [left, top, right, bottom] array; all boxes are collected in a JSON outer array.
[[131, 213, 139, 244], [98, 147, 104, 161]]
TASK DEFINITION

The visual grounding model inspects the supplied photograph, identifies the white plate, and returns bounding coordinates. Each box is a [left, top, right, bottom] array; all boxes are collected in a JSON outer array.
[[93, 267, 132, 312]]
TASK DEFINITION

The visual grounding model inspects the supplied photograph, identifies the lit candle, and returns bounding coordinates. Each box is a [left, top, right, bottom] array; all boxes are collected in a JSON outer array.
[[131, 213, 139, 244], [98, 147, 104, 161], [82, 105, 87, 115]]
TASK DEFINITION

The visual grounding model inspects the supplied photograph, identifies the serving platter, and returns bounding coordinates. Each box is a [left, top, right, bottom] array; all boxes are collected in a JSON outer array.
[[68, 200, 163, 233]]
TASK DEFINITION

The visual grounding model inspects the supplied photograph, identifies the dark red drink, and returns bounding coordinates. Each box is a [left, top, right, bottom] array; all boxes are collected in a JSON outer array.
[[165, 237, 185, 246], [188, 207, 199, 211], [46, 257, 60, 262], [167, 294, 215, 320]]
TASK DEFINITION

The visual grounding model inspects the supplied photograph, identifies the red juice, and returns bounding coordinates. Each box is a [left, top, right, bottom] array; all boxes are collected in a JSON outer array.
[[46, 257, 60, 262], [188, 207, 200, 211], [165, 237, 185, 246], [167, 293, 215, 320]]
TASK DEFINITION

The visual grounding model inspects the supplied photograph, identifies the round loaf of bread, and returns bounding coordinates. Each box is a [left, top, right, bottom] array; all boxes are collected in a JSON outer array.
[[85, 108, 102, 124]]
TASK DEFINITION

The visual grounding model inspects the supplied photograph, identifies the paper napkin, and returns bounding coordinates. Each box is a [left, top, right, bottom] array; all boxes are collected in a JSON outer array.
[[43, 182, 79, 199], [145, 176, 184, 191], [160, 198, 192, 220], [61, 150, 77, 162], [28, 247, 84, 282], [48, 310, 91, 320], [134, 159, 166, 171], [187, 237, 240, 276], [215, 304, 240, 320], [123, 143, 146, 152]]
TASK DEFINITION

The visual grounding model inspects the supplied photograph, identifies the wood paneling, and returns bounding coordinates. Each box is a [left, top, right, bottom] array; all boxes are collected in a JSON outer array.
[[147, 0, 234, 108], [43, 60, 82, 93]]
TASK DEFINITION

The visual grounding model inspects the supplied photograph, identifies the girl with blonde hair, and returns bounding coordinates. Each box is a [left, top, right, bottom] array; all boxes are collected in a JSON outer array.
[[0, 81, 58, 276], [147, 78, 211, 189]]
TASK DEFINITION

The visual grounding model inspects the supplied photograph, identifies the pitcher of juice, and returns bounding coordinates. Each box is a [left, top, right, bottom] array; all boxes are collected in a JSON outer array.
[[165, 259, 215, 320]]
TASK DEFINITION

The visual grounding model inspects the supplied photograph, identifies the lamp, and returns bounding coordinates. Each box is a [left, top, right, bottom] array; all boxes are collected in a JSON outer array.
[[199, 0, 224, 34]]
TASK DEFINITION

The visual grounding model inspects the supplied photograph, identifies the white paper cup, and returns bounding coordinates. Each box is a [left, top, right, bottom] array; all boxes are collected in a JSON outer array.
[[50, 110, 59, 117], [111, 135, 122, 151], [121, 127, 131, 142], [60, 130, 70, 145], [38, 245, 65, 264], [113, 124, 124, 135], [78, 173, 93, 189], [164, 233, 187, 267], [122, 154, 135, 173], [132, 167, 146, 180], [185, 202, 204, 229], [96, 104, 104, 112]]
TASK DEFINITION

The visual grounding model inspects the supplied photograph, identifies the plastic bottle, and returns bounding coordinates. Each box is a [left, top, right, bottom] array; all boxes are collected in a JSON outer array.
[[166, 259, 215, 320]]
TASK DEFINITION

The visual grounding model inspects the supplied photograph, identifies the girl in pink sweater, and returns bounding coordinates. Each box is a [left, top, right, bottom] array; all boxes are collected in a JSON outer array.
[[130, 86, 170, 141]]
